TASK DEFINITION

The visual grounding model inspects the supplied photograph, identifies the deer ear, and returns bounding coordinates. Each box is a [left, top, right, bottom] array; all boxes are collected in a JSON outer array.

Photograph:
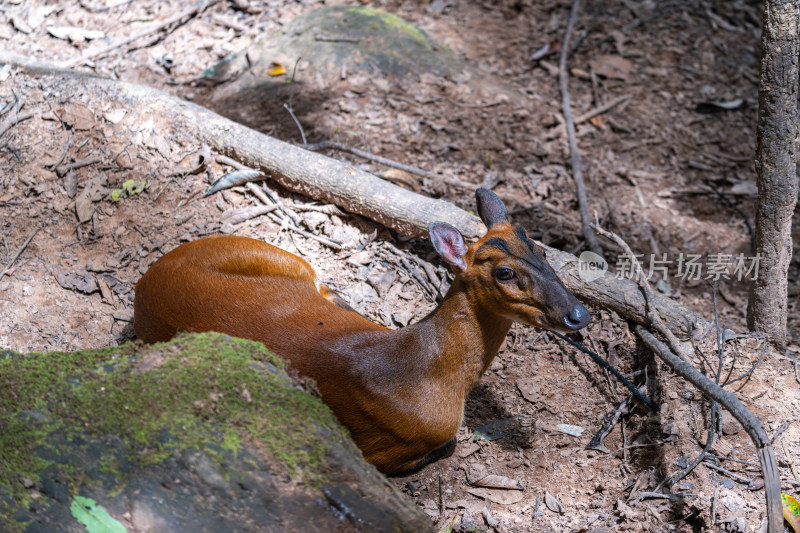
[[476, 188, 510, 228], [429, 222, 468, 273]]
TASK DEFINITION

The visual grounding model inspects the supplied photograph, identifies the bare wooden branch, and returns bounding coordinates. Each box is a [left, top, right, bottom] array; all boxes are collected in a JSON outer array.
[[558, 0, 602, 258], [637, 327, 782, 533]]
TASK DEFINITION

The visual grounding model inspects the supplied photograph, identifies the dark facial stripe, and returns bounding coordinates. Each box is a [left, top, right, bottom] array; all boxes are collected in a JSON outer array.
[[477, 237, 512, 257], [513, 225, 532, 249], [478, 236, 545, 272]]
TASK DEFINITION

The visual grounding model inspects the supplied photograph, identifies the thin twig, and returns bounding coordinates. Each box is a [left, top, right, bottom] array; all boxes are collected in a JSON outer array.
[[64, 0, 221, 68], [636, 326, 782, 532], [621, 417, 629, 465], [283, 103, 307, 146], [703, 461, 751, 484], [246, 183, 342, 250], [705, 453, 757, 466], [0, 111, 33, 138], [445, 98, 505, 109], [586, 394, 631, 451], [0, 226, 41, 278], [575, 95, 631, 125], [711, 485, 721, 525], [56, 156, 102, 177], [632, 491, 696, 504], [47, 130, 73, 171], [221, 204, 280, 226], [558, 0, 602, 257], [591, 222, 693, 362], [728, 341, 767, 391], [438, 474, 444, 516], [657, 403, 718, 491], [289, 56, 301, 84], [712, 283, 725, 383], [770, 421, 789, 446], [303, 140, 472, 189], [551, 330, 658, 411], [215, 154, 247, 170]]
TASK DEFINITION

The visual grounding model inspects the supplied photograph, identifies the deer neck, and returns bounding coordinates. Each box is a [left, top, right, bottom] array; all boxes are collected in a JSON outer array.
[[399, 278, 513, 392]]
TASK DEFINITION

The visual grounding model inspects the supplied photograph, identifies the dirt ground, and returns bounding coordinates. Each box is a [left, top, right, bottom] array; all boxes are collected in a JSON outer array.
[[1, 0, 799, 531]]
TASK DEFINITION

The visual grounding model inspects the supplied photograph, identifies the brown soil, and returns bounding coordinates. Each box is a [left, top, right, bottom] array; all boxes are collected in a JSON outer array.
[[1, 0, 798, 531]]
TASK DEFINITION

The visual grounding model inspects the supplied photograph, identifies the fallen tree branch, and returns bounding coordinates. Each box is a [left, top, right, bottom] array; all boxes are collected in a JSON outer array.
[[558, 0, 603, 258], [0, 52, 715, 337], [636, 328, 782, 533]]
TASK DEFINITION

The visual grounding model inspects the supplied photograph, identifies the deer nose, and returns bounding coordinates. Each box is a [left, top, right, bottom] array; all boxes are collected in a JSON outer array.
[[563, 303, 590, 330]]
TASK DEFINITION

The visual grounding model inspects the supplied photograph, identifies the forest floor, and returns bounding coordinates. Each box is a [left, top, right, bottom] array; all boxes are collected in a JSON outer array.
[[1, 0, 799, 531]]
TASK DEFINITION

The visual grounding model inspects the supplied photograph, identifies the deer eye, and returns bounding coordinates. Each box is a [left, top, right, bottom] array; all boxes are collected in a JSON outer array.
[[494, 267, 515, 281]]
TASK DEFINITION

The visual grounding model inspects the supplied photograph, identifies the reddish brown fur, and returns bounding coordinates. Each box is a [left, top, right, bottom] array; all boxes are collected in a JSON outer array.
[[135, 197, 587, 474]]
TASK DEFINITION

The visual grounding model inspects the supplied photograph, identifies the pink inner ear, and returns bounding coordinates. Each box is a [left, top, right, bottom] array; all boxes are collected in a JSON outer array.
[[430, 223, 468, 272]]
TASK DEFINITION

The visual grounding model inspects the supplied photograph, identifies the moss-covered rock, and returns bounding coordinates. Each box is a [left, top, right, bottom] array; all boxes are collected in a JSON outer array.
[[0, 333, 431, 532], [206, 5, 464, 83]]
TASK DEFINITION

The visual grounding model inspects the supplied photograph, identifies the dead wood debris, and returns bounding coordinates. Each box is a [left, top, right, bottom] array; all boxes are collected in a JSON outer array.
[[557, 0, 602, 257], [592, 223, 782, 533], [0, 226, 40, 278]]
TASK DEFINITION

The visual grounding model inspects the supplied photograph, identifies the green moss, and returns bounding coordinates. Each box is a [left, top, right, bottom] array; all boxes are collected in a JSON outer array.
[[0, 333, 349, 522], [342, 6, 433, 50]]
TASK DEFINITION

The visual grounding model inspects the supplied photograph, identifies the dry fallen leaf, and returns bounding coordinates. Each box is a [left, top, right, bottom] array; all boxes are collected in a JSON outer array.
[[783, 493, 800, 533], [268, 62, 286, 76], [544, 491, 564, 514], [59, 104, 96, 130], [471, 474, 523, 490], [589, 54, 633, 81], [466, 487, 525, 505], [516, 378, 541, 403], [173, 146, 211, 176], [47, 25, 105, 42], [54, 270, 98, 294], [97, 277, 114, 304], [380, 168, 418, 190], [75, 174, 108, 223], [436, 513, 458, 533], [555, 423, 585, 437]]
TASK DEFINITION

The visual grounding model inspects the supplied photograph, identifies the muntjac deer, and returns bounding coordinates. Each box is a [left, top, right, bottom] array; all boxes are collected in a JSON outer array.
[[134, 188, 590, 474]]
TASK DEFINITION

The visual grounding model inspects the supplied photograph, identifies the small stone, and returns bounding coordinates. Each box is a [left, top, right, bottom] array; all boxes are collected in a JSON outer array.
[[460, 512, 478, 531], [720, 411, 741, 435], [458, 441, 480, 459], [466, 463, 487, 484]]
